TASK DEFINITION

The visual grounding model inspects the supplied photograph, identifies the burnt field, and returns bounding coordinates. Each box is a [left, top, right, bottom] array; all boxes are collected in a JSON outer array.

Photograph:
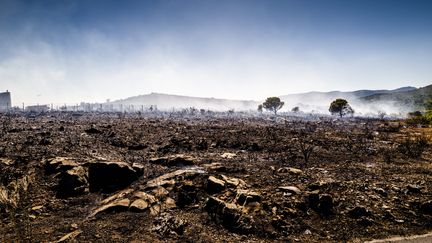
[[1, 113, 432, 242]]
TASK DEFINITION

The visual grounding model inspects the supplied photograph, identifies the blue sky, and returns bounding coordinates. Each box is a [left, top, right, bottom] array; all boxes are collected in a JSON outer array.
[[1, 0, 432, 104]]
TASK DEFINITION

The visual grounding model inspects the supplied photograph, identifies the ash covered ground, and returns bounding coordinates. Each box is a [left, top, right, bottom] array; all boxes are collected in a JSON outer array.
[[1, 112, 431, 242]]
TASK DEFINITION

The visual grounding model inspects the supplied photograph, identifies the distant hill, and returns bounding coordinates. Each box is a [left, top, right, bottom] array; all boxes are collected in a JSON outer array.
[[108, 92, 259, 111], [279, 86, 417, 105], [278, 86, 419, 114], [360, 85, 432, 111], [107, 85, 428, 114]]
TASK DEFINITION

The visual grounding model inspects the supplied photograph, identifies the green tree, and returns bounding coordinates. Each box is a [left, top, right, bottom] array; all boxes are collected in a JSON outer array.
[[263, 97, 284, 115], [329, 98, 354, 117], [291, 106, 300, 113]]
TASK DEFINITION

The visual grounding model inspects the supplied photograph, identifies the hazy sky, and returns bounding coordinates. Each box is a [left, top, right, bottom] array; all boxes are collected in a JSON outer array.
[[1, 0, 432, 105]]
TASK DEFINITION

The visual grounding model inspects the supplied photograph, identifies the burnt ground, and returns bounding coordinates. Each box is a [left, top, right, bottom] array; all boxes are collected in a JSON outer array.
[[0, 112, 432, 242]]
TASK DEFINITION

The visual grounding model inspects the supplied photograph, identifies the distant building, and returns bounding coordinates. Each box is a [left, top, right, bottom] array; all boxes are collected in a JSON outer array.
[[0, 90, 12, 112], [26, 105, 50, 113]]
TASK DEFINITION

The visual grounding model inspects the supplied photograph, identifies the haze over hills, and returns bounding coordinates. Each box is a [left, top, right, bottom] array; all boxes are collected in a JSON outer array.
[[108, 93, 259, 111], [279, 86, 419, 115], [108, 85, 430, 115], [361, 84, 432, 110]]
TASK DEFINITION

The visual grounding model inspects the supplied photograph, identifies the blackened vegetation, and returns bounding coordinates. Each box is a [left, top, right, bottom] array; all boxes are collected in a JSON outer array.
[[0, 113, 431, 242]]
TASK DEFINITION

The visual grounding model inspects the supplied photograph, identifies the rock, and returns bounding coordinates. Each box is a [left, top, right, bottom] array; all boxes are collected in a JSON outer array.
[[164, 197, 176, 209], [277, 167, 303, 175], [152, 187, 170, 197], [150, 204, 162, 216], [87, 161, 141, 193], [146, 169, 203, 188], [146, 179, 175, 189], [0, 175, 33, 211], [278, 186, 301, 195], [132, 163, 145, 176], [31, 205, 44, 212], [207, 176, 226, 193], [0, 158, 14, 166], [91, 198, 130, 217], [348, 206, 372, 219], [205, 196, 254, 234], [221, 175, 246, 188], [221, 153, 236, 159], [149, 154, 195, 167], [236, 189, 261, 206], [241, 201, 261, 214], [45, 157, 79, 174], [420, 201, 432, 215], [57, 166, 88, 197], [129, 199, 149, 212], [133, 191, 157, 204], [167, 154, 195, 166]]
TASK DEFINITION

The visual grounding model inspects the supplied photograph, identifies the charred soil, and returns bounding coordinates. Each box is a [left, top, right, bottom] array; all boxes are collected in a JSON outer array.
[[0, 113, 431, 242]]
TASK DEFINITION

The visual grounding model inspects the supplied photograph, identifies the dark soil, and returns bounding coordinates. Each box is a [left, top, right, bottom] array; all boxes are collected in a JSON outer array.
[[0, 112, 431, 242]]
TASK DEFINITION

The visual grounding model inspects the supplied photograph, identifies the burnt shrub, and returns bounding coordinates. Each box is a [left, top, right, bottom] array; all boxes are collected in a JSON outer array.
[[397, 134, 429, 159]]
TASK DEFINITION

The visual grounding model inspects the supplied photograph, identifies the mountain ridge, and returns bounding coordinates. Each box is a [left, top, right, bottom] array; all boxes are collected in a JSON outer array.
[[107, 85, 427, 113]]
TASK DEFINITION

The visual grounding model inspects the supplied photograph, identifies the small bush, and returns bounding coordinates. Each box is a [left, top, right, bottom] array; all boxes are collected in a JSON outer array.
[[406, 111, 431, 126]]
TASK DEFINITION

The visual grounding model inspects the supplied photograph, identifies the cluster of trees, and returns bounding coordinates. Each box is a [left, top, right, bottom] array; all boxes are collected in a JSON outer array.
[[258, 97, 355, 117]]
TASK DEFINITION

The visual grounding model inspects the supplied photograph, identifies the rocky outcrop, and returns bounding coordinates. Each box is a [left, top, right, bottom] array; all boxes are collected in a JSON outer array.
[[90, 168, 204, 217], [44, 157, 144, 197]]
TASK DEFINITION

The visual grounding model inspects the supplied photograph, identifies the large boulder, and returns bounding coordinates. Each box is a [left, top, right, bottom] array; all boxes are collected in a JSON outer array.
[[87, 161, 143, 193]]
